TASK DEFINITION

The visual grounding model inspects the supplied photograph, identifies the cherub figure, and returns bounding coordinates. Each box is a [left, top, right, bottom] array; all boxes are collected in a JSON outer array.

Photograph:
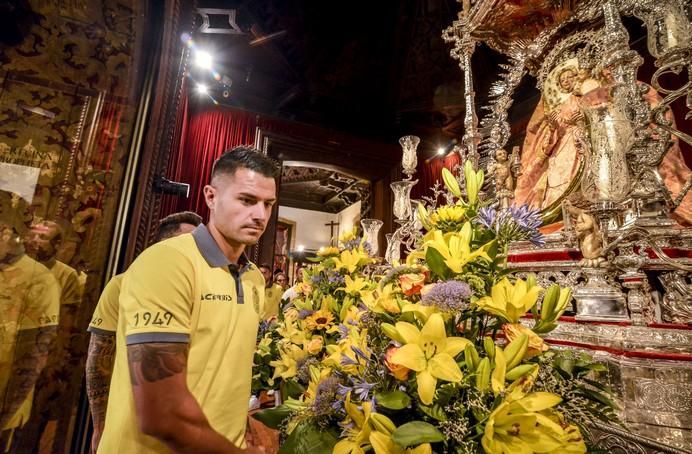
[[564, 200, 606, 267], [489, 148, 515, 209]]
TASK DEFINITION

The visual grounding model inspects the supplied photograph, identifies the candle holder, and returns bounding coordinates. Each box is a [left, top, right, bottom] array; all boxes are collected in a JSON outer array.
[[391, 180, 418, 222], [361, 218, 383, 257], [399, 135, 420, 179]]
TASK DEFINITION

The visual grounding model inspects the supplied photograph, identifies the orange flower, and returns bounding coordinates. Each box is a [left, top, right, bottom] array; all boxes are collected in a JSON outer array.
[[503, 323, 548, 359], [384, 346, 411, 381], [305, 336, 324, 355], [399, 273, 427, 296]]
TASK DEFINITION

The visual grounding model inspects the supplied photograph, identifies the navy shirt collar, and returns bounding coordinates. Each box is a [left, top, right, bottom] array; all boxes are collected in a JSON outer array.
[[191, 224, 251, 272]]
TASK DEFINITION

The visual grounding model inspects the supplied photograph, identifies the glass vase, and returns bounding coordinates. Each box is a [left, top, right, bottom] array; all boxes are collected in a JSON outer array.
[[391, 180, 417, 221], [361, 218, 383, 256], [385, 233, 401, 264], [579, 89, 633, 204], [399, 135, 420, 177]]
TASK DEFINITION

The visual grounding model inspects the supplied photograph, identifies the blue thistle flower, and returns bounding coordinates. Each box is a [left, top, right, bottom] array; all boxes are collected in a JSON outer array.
[[298, 309, 314, 320]]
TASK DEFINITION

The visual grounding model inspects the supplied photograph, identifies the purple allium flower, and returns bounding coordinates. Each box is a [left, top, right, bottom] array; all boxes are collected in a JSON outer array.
[[327, 272, 345, 286], [298, 309, 314, 320], [352, 378, 375, 402], [296, 357, 320, 383], [311, 376, 341, 416], [310, 274, 324, 285], [421, 280, 472, 312], [342, 239, 361, 250], [478, 206, 497, 230], [337, 324, 350, 341]]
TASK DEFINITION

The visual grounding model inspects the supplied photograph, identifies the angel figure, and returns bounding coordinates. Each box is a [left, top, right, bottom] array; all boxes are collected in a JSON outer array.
[[489, 148, 517, 209], [564, 200, 606, 267]]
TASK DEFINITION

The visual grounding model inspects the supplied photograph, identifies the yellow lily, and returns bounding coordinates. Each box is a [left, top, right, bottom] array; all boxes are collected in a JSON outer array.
[[340, 275, 371, 296], [429, 205, 467, 232], [276, 317, 307, 345], [389, 313, 471, 404], [482, 392, 565, 454], [424, 224, 492, 274], [368, 413, 432, 454], [317, 246, 340, 257], [503, 323, 548, 359], [333, 393, 373, 454], [400, 301, 438, 322], [362, 284, 400, 314], [334, 248, 370, 274], [476, 276, 542, 323], [270, 344, 306, 379], [463, 160, 484, 205]]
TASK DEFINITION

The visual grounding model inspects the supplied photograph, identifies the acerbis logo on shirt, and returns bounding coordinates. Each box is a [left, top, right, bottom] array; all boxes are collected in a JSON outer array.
[[201, 293, 233, 302]]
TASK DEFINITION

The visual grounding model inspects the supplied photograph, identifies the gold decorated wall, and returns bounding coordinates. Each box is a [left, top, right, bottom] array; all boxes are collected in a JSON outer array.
[[0, 1, 149, 451]]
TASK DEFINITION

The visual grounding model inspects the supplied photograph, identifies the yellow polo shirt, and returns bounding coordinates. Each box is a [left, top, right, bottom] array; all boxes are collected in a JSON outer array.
[[263, 283, 283, 319], [87, 273, 123, 335], [1, 254, 60, 429], [98, 225, 264, 453]]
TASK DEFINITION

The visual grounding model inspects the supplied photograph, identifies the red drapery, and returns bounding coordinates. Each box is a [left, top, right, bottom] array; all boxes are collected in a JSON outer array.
[[411, 152, 462, 200], [161, 102, 258, 220]]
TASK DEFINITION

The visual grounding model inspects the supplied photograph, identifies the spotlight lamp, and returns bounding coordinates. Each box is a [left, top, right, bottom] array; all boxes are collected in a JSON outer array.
[[194, 50, 213, 69]]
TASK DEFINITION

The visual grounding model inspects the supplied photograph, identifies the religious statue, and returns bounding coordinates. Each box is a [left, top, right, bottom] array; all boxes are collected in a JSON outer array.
[[564, 200, 606, 267], [514, 58, 692, 226], [488, 147, 519, 209], [514, 60, 591, 212]]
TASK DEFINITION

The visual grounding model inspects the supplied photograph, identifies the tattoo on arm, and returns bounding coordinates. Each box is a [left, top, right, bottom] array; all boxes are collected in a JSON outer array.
[[127, 343, 188, 385], [85, 333, 116, 434], [0, 326, 56, 426]]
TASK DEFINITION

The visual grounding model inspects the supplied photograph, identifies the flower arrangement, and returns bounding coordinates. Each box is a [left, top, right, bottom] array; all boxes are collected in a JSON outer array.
[[253, 162, 617, 453]]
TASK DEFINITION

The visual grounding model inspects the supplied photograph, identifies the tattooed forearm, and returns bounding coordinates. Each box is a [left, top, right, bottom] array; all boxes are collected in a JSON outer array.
[[85, 333, 116, 435], [127, 343, 188, 385], [0, 326, 56, 427]]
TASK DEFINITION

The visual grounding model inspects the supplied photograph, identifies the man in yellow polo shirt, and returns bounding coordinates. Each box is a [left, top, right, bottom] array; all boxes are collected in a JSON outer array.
[[85, 211, 202, 452], [98, 147, 277, 453], [259, 263, 283, 319]]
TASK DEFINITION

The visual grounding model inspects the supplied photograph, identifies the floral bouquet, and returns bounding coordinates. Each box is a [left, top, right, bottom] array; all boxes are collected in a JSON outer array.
[[253, 162, 617, 453]]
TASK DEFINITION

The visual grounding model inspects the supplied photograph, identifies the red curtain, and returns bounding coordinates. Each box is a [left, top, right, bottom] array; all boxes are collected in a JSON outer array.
[[161, 102, 258, 220], [411, 152, 461, 200]]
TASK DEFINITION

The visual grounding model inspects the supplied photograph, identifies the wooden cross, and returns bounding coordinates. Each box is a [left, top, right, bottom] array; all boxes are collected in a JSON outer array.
[[325, 220, 340, 245]]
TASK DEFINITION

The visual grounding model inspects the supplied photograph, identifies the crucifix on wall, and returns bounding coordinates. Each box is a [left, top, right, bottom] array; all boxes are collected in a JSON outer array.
[[325, 220, 340, 245]]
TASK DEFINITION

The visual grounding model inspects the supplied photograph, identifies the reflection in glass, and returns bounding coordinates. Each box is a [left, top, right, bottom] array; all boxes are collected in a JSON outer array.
[[643, 2, 690, 58]]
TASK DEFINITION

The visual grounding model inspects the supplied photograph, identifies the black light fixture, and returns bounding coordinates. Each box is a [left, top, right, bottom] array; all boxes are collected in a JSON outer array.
[[153, 176, 190, 198]]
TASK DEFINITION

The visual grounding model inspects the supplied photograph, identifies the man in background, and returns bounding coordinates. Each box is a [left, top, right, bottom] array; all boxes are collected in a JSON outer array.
[[0, 191, 60, 453], [259, 263, 282, 320], [15, 220, 81, 452], [86, 211, 202, 453], [98, 146, 277, 453]]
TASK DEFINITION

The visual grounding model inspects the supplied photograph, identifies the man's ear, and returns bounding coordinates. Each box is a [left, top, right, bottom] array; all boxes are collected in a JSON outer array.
[[203, 185, 215, 209]]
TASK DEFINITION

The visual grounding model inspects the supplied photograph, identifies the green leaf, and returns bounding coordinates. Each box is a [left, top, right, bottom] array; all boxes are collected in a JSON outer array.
[[252, 405, 293, 429], [425, 247, 449, 280], [279, 422, 337, 454], [375, 390, 411, 410], [392, 421, 445, 448], [418, 404, 448, 422], [283, 379, 306, 399]]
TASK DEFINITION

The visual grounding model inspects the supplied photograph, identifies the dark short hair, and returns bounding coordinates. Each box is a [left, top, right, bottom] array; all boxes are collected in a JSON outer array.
[[156, 211, 202, 241], [211, 146, 279, 181], [259, 263, 271, 271]]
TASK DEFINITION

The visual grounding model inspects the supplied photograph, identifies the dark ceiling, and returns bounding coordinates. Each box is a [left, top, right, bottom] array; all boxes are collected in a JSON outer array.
[[188, 1, 685, 213], [189, 0, 516, 158]]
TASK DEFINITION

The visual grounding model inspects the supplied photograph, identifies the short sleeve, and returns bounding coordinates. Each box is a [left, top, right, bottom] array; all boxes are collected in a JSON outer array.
[[121, 243, 195, 345], [20, 266, 60, 330], [88, 274, 123, 335], [60, 266, 82, 307]]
